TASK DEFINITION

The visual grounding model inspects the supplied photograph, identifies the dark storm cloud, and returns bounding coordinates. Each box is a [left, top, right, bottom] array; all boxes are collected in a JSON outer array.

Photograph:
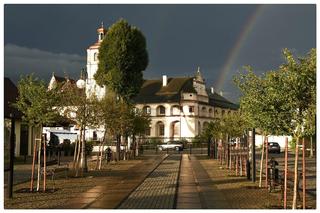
[[4, 4, 316, 102], [4, 44, 84, 83]]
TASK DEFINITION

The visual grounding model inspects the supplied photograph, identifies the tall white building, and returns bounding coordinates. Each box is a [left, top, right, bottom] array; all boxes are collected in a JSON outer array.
[[86, 24, 106, 99]]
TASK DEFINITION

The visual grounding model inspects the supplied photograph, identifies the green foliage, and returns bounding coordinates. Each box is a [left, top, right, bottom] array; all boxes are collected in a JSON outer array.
[[131, 108, 151, 136], [94, 19, 149, 101], [234, 48, 316, 138], [14, 74, 60, 127], [57, 83, 98, 128]]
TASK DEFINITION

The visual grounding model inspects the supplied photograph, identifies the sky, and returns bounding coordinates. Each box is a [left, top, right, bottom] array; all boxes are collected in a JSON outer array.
[[4, 4, 316, 103]]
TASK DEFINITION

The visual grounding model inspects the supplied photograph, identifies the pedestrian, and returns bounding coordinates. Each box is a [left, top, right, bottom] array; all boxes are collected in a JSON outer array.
[[106, 147, 112, 164]]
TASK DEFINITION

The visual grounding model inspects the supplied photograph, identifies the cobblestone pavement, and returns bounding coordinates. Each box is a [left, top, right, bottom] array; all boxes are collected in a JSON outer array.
[[118, 154, 181, 209]]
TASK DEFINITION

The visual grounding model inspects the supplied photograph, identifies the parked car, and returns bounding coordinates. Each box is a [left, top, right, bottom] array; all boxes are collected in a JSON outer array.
[[158, 141, 184, 151], [268, 142, 281, 153]]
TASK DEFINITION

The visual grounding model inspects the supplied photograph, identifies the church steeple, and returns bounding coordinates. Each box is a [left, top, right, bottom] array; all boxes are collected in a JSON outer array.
[[97, 22, 106, 42]]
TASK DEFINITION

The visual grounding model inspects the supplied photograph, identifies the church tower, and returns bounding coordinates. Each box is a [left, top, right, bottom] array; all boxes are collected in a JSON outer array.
[[86, 23, 106, 99], [193, 67, 209, 103]]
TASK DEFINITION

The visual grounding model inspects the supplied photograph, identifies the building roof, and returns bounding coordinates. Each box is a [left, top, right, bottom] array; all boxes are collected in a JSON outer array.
[[4, 77, 23, 119], [207, 90, 239, 110], [133, 76, 239, 110], [133, 77, 196, 104]]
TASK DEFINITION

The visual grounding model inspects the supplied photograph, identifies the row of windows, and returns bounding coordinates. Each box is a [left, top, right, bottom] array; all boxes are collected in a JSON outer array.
[[142, 105, 233, 117], [143, 105, 195, 116]]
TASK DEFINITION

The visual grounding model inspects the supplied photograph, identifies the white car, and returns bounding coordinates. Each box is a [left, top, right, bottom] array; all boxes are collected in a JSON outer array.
[[158, 141, 184, 151]]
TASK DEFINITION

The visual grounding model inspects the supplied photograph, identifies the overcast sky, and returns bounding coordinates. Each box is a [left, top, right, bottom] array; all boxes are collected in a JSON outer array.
[[4, 4, 316, 103]]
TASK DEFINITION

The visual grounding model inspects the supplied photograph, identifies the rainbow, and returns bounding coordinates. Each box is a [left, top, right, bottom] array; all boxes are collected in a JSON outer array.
[[216, 5, 267, 91]]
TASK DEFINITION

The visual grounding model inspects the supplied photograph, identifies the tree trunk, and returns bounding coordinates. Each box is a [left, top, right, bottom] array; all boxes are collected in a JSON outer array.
[[30, 127, 36, 191], [99, 132, 107, 170], [265, 136, 269, 188], [284, 137, 288, 209], [259, 135, 265, 188], [79, 125, 87, 176], [302, 137, 306, 209], [98, 140, 105, 170], [43, 134, 46, 192], [73, 136, 79, 169], [95, 141, 101, 170], [309, 135, 313, 158], [75, 128, 82, 177], [36, 128, 41, 191], [292, 137, 299, 209]]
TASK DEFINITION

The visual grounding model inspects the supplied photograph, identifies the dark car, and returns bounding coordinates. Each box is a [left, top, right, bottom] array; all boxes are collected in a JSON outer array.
[[268, 142, 281, 153]]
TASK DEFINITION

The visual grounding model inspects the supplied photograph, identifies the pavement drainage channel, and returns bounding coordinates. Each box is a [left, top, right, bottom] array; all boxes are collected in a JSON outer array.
[[118, 154, 181, 209]]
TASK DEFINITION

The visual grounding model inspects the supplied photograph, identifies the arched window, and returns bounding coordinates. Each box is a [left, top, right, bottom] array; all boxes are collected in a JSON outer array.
[[209, 108, 213, 117], [221, 110, 225, 117], [156, 121, 165, 136], [145, 126, 151, 136], [143, 106, 151, 115], [157, 105, 166, 115], [94, 52, 98, 61]]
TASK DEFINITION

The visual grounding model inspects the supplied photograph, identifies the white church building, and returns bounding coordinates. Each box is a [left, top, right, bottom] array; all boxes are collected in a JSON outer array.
[[46, 24, 239, 143]]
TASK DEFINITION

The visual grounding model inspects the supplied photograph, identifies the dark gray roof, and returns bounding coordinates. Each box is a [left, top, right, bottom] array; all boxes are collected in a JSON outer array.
[[133, 77, 196, 104], [133, 77, 238, 110], [207, 89, 239, 110]]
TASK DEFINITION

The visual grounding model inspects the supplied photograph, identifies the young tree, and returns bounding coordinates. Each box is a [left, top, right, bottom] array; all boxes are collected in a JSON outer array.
[[234, 48, 316, 208], [58, 82, 98, 176], [15, 74, 59, 191]]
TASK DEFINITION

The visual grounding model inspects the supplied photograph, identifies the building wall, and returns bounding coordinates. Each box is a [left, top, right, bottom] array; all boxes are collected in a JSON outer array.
[[86, 48, 105, 99]]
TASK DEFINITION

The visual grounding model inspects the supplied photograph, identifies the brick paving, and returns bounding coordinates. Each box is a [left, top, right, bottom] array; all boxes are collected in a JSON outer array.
[[118, 154, 181, 209]]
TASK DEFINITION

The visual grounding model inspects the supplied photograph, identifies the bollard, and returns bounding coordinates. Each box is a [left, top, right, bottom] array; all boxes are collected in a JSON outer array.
[[246, 160, 251, 180]]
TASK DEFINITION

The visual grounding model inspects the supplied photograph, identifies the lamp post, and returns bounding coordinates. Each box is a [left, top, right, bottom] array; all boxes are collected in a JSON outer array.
[[76, 71, 88, 174]]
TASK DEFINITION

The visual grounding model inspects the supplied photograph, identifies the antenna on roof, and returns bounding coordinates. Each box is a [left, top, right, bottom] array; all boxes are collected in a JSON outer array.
[[101, 21, 104, 28]]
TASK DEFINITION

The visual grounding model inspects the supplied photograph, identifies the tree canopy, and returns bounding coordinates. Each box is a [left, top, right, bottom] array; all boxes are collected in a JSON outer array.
[[14, 74, 59, 127], [94, 19, 149, 102], [234, 48, 316, 137]]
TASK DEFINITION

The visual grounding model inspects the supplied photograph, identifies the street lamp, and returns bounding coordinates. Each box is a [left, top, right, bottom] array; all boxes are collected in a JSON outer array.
[[76, 70, 88, 173]]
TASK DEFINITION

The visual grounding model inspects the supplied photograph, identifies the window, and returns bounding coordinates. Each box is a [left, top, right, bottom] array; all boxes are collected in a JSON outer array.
[[158, 105, 166, 115], [159, 124, 164, 136], [93, 131, 97, 140], [189, 106, 194, 113], [145, 126, 151, 136], [143, 106, 151, 114], [94, 52, 98, 61], [157, 122, 165, 136]]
